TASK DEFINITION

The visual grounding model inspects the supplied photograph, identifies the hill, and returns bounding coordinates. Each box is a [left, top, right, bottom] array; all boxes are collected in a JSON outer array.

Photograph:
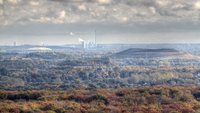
[[113, 48, 196, 59]]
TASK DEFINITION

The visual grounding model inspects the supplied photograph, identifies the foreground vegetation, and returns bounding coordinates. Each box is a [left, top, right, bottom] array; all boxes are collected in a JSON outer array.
[[1, 86, 200, 113]]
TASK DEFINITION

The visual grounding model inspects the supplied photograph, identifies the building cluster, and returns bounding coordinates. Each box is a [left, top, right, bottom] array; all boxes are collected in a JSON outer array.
[[79, 38, 97, 49]]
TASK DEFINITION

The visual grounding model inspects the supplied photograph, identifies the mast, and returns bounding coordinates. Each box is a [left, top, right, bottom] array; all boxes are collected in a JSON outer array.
[[94, 30, 97, 46]]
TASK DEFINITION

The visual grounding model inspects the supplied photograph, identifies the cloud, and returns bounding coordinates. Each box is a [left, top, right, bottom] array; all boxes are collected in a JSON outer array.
[[0, 0, 200, 26], [98, 0, 112, 4], [78, 4, 87, 11], [0, 0, 3, 4], [7, 0, 20, 4], [30, 17, 52, 23], [0, 9, 3, 16], [30, 1, 40, 6], [149, 7, 156, 14], [195, 1, 200, 9], [58, 10, 66, 19], [155, 0, 171, 6]]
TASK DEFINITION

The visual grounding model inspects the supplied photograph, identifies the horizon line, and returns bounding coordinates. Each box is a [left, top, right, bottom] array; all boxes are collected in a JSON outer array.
[[0, 43, 200, 46]]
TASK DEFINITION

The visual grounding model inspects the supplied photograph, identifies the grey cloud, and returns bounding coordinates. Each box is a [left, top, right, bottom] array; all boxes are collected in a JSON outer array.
[[0, 0, 200, 26]]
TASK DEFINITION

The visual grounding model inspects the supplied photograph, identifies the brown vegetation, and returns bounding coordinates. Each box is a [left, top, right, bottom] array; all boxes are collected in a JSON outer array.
[[0, 86, 200, 113]]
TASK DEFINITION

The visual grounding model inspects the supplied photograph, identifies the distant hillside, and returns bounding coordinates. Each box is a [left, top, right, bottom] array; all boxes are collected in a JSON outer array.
[[113, 48, 192, 58]]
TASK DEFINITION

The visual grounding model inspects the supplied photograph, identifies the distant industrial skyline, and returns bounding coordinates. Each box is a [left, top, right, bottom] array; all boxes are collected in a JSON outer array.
[[0, 0, 200, 45]]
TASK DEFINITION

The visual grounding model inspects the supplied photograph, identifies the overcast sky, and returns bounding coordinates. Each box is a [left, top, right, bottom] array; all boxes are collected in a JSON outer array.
[[0, 0, 200, 45]]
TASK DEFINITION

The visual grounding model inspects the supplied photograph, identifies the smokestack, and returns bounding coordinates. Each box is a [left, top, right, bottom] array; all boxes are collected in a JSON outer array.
[[94, 30, 97, 47], [13, 41, 17, 46], [79, 38, 87, 49], [94, 30, 96, 44]]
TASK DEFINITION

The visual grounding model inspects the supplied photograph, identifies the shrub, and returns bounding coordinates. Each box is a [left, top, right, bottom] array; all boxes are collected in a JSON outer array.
[[67, 95, 86, 103], [0, 93, 7, 99], [193, 92, 200, 101], [86, 94, 109, 105], [6, 92, 42, 101], [116, 91, 125, 97], [41, 103, 59, 111]]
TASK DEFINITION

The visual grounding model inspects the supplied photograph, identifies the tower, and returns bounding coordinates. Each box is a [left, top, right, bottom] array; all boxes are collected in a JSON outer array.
[[94, 30, 97, 47], [13, 41, 17, 46], [94, 30, 96, 45]]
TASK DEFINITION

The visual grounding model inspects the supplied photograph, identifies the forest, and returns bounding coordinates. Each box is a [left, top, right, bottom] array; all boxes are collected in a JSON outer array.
[[0, 51, 200, 90]]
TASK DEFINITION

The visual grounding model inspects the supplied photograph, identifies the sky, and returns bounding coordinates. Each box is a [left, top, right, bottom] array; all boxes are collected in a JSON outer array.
[[0, 0, 200, 45]]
